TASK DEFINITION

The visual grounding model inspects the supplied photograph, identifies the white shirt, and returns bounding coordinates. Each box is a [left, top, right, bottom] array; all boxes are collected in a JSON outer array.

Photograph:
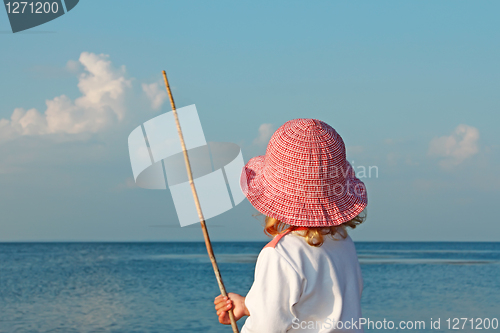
[[241, 231, 364, 333]]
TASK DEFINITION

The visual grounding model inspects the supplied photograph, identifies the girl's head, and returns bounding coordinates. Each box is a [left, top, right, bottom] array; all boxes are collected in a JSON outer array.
[[241, 119, 367, 241]]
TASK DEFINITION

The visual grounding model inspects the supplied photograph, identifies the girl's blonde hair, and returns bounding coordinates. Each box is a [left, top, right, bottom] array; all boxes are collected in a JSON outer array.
[[264, 212, 366, 247]]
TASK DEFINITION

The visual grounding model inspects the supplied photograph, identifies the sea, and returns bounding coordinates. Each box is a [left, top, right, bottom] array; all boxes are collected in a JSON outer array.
[[0, 242, 499, 333]]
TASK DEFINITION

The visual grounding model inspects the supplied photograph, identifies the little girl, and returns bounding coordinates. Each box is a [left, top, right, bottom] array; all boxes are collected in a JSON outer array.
[[214, 119, 367, 332]]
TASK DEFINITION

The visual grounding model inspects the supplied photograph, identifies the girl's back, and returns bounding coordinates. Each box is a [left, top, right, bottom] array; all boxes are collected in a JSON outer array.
[[243, 232, 364, 333]]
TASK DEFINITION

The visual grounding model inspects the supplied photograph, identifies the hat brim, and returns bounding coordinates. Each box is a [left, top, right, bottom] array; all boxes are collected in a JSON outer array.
[[240, 155, 367, 227]]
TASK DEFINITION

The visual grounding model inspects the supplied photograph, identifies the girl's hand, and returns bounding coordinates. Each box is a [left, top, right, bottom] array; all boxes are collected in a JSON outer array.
[[214, 293, 250, 325]]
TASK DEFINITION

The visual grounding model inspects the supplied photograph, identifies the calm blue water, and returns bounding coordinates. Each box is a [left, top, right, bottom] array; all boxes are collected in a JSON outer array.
[[1, 242, 499, 332]]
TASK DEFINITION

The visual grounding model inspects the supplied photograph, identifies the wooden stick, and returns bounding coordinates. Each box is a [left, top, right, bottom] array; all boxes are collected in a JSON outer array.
[[162, 71, 240, 333]]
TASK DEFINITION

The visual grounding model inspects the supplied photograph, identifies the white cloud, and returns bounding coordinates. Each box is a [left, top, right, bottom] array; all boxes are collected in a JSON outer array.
[[253, 123, 274, 145], [142, 82, 167, 110], [0, 52, 131, 142], [428, 124, 479, 167]]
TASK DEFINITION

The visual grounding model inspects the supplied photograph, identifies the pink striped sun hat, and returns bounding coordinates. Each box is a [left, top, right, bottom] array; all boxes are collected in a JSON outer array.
[[240, 119, 367, 227]]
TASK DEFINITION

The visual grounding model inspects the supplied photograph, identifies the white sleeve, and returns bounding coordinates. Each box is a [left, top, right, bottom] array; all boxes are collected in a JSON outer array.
[[241, 248, 302, 333]]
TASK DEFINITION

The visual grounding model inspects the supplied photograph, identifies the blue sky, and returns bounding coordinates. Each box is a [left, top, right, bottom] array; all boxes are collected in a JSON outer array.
[[1, 1, 499, 241]]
